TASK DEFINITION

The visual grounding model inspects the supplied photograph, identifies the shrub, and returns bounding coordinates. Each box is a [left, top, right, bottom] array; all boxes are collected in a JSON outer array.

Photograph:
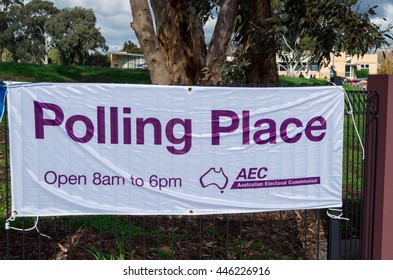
[[355, 69, 369, 78], [1, 48, 14, 62]]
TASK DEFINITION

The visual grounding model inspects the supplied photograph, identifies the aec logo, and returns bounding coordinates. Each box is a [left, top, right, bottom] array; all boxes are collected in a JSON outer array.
[[200, 167, 268, 193], [235, 167, 268, 181], [199, 168, 228, 193]]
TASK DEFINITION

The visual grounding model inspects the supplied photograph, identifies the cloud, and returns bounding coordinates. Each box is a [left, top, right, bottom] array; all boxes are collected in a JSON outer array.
[[49, 1, 134, 50], [53, 0, 130, 17], [358, 0, 387, 13], [369, 3, 393, 45], [25, 0, 135, 50], [24, 0, 393, 51], [99, 13, 135, 50], [358, 1, 393, 27], [353, 1, 393, 44], [24, 0, 222, 50], [382, 3, 393, 24]]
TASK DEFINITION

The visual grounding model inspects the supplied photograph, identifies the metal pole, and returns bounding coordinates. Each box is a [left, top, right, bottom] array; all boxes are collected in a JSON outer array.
[[328, 209, 341, 260]]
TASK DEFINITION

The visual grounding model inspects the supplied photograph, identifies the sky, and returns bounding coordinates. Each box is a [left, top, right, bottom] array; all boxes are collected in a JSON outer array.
[[24, 0, 393, 52], [22, 0, 216, 52]]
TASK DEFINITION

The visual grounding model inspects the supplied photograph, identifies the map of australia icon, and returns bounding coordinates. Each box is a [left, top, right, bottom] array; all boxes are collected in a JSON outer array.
[[200, 168, 229, 194]]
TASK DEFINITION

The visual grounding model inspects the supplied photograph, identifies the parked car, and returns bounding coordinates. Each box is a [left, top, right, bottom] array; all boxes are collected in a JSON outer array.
[[355, 80, 367, 90], [137, 63, 147, 69]]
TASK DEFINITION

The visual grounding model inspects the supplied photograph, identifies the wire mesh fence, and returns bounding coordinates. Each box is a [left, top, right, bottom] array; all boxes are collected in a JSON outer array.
[[0, 211, 326, 260], [0, 88, 377, 260]]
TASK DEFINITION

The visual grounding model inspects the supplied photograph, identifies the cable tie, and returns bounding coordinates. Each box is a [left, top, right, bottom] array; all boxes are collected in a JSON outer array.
[[326, 209, 350, 221]]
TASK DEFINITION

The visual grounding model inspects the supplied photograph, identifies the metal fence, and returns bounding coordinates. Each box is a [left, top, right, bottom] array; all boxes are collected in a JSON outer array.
[[0, 88, 378, 260], [336, 89, 378, 260]]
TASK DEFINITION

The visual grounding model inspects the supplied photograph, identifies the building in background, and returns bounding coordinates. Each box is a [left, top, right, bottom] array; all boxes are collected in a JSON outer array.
[[108, 52, 146, 69], [278, 52, 378, 80], [108, 50, 377, 79], [319, 52, 377, 79]]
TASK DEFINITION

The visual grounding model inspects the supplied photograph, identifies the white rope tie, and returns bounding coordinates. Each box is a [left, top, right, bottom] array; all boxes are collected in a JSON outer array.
[[326, 208, 350, 221], [331, 82, 365, 160], [5, 212, 51, 239]]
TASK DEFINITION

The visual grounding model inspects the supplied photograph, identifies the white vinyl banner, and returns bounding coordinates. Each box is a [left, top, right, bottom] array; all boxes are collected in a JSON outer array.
[[7, 83, 344, 216]]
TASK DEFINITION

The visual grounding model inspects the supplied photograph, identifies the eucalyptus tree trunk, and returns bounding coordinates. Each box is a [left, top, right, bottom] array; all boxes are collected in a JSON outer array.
[[242, 0, 279, 84], [129, 0, 240, 85], [151, 0, 206, 84], [130, 0, 170, 84], [206, 0, 240, 84]]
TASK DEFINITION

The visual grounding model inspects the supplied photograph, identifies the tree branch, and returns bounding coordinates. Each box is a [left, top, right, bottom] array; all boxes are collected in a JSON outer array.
[[206, 0, 240, 84], [129, 0, 170, 84], [281, 34, 295, 54]]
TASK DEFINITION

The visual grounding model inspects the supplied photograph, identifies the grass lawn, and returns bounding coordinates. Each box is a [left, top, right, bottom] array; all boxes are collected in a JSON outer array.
[[280, 75, 359, 91], [279, 75, 330, 86], [0, 62, 151, 84], [1, 62, 360, 91]]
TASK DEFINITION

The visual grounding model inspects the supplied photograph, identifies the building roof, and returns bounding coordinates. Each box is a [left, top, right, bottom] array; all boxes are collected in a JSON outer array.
[[107, 52, 144, 57]]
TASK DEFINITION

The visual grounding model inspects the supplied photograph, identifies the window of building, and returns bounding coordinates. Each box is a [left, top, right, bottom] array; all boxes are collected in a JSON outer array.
[[310, 63, 319, 72], [278, 63, 287, 72], [345, 65, 355, 78]]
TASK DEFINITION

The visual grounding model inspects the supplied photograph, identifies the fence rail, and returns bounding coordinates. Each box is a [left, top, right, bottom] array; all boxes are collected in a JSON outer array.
[[0, 88, 378, 260]]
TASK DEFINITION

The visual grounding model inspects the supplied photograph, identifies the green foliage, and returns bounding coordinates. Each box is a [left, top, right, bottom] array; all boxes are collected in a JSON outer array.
[[85, 51, 110, 67], [48, 48, 61, 64], [121, 40, 143, 54], [191, 0, 220, 25], [0, 11, 7, 47], [2, 1, 106, 65], [89, 238, 130, 260], [71, 216, 130, 236], [235, 0, 391, 70], [0, 0, 23, 10], [0, 182, 6, 220], [355, 69, 369, 78], [6, 0, 59, 64], [0, 1, 24, 60], [90, 250, 121, 260], [221, 58, 250, 85], [1, 47, 13, 62], [46, 7, 108, 65]]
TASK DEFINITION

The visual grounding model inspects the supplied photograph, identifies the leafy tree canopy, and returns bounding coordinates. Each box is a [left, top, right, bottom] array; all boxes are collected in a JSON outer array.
[[6, 0, 59, 64], [121, 40, 143, 54], [2, 1, 107, 65], [45, 6, 108, 65], [0, 0, 23, 61], [0, 0, 23, 11], [129, 0, 392, 85], [47, 47, 60, 64], [1, 47, 13, 61], [269, 0, 392, 66]]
